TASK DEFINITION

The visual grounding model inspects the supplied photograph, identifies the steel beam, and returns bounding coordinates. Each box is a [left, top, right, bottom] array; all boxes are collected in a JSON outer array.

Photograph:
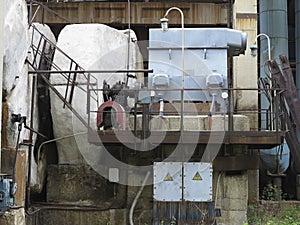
[[31, 2, 228, 25]]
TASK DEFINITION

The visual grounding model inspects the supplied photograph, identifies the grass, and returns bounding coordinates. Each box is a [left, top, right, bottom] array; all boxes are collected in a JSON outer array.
[[244, 202, 300, 225]]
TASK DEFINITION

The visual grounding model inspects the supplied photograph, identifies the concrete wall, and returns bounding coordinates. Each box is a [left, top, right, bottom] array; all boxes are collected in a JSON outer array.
[[214, 172, 248, 225], [0, 209, 25, 225], [233, 0, 258, 130]]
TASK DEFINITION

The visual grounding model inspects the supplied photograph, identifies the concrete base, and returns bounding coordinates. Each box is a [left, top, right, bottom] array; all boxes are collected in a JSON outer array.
[[26, 208, 127, 225], [129, 114, 250, 131], [47, 164, 116, 206], [214, 172, 248, 225], [40, 162, 252, 225], [0, 208, 25, 225]]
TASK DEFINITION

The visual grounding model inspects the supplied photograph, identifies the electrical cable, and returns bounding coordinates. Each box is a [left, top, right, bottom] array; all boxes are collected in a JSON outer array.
[[36, 131, 87, 165], [129, 171, 150, 225]]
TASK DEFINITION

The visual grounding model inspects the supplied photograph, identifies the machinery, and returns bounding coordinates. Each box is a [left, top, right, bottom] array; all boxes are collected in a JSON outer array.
[[0, 175, 15, 213], [97, 28, 247, 130], [148, 28, 247, 105], [95, 27, 247, 224]]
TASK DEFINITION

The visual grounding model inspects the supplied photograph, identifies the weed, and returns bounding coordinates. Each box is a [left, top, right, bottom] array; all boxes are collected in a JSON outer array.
[[246, 203, 300, 225]]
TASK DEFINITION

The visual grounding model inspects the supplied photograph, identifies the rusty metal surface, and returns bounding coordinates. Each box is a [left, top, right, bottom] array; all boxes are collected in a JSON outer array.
[[268, 55, 300, 171], [31, 2, 228, 25], [213, 155, 260, 171], [29, 24, 99, 128], [28, 69, 153, 74], [1, 148, 27, 207], [236, 13, 257, 19], [90, 130, 283, 148], [153, 201, 215, 225]]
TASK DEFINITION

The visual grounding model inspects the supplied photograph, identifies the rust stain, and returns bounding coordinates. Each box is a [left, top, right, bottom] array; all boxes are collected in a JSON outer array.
[[1, 102, 9, 148], [236, 13, 257, 19], [32, 2, 228, 25], [1, 148, 27, 207]]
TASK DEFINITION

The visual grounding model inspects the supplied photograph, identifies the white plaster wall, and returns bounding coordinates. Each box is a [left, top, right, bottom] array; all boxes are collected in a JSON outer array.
[[28, 23, 57, 191], [50, 24, 143, 164], [0, 0, 4, 166], [3, 0, 30, 147], [2, 1, 28, 223]]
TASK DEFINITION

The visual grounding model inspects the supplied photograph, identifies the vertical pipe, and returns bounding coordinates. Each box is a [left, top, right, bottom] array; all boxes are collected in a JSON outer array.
[[0, 0, 4, 172], [126, 0, 131, 81], [296, 1, 300, 101], [259, 0, 289, 129], [295, 0, 300, 200], [259, 0, 289, 62], [29, 0, 33, 25], [259, 0, 289, 198]]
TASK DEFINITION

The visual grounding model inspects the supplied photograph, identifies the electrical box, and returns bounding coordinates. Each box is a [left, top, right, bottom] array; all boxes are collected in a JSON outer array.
[[0, 175, 14, 212], [108, 168, 119, 183], [153, 162, 182, 202], [154, 162, 213, 202], [183, 162, 213, 202]]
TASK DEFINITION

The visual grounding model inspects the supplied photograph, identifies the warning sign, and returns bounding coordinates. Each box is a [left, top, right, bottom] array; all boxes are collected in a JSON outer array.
[[192, 172, 203, 181], [163, 172, 174, 181]]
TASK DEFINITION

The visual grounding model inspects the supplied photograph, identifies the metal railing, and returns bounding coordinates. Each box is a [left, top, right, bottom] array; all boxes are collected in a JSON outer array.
[[88, 86, 287, 134], [28, 24, 99, 127]]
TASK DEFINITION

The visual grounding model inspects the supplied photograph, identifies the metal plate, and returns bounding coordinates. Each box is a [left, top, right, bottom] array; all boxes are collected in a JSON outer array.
[[183, 162, 213, 202], [153, 162, 182, 202]]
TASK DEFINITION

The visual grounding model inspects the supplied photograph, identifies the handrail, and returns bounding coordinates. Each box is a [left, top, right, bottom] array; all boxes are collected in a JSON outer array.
[[30, 24, 99, 105]]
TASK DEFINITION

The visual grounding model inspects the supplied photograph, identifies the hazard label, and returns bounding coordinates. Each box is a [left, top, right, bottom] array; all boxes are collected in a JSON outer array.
[[192, 172, 203, 181], [163, 172, 174, 181]]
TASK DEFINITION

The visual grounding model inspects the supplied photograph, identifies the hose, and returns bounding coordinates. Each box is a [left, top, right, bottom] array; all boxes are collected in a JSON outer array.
[[129, 171, 151, 225], [207, 94, 216, 130]]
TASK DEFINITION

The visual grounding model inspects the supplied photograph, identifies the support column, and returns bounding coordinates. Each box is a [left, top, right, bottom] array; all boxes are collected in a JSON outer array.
[[0, 0, 4, 171], [232, 0, 258, 130]]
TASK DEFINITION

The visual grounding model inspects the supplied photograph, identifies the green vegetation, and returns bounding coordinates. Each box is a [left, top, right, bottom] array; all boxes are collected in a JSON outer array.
[[244, 203, 300, 225], [243, 184, 300, 225], [261, 184, 286, 201]]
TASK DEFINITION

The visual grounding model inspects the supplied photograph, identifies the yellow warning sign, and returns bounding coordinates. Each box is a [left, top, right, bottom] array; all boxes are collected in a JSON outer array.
[[163, 172, 173, 181], [192, 172, 203, 181]]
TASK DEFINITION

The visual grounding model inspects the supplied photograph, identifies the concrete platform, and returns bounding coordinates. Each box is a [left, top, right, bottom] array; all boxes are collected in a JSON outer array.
[[129, 114, 249, 131]]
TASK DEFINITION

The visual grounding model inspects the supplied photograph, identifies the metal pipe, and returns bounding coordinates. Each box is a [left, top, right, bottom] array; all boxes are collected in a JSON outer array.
[[126, 0, 131, 81], [28, 69, 153, 74], [162, 7, 185, 132], [129, 171, 150, 225], [29, 0, 33, 25], [27, 72, 37, 209], [207, 94, 216, 130], [256, 33, 273, 130], [159, 99, 164, 117], [256, 33, 271, 61], [259, 1, 290, 195], [209, 94, 216, 114], [259, 0, 289, 130], [37, 132, 87, 167]]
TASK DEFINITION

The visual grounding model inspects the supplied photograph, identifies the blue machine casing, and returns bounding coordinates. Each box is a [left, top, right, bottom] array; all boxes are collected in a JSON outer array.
[[0, 175, 14, 212]]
